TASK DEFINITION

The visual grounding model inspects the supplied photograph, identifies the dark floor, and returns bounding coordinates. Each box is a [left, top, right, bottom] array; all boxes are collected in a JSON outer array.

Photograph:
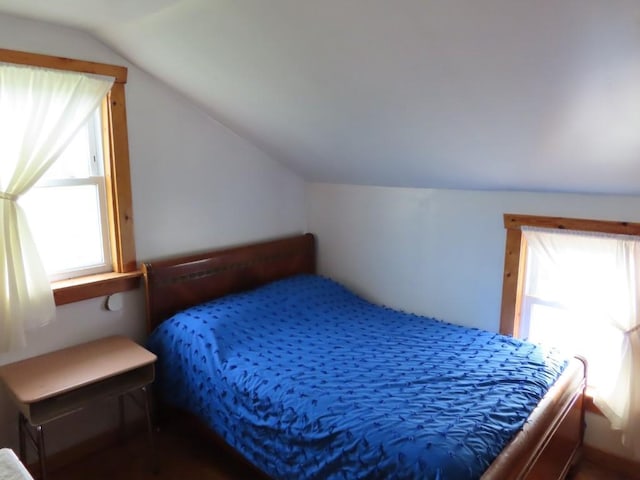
[[570, 462, 634, 480], [47, 420, 266, 480], [44, 422, 631, 480]]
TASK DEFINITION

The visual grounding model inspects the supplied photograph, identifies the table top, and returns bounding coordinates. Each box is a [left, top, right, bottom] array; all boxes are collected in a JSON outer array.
[[0, 336, 156, 404]]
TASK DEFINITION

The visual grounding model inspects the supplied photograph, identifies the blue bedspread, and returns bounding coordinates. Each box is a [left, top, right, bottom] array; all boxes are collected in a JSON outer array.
[[147, 274, 567, 479]]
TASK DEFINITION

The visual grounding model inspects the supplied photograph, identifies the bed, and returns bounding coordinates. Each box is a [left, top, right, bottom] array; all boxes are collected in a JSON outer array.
[[142, 233, 586, 480]]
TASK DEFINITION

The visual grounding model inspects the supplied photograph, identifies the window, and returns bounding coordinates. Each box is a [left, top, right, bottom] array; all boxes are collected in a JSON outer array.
[[499, 213, 640, 417], [21, 108, 112, 281], [519, 228, 633, 391], [0, 48, 139, 305]]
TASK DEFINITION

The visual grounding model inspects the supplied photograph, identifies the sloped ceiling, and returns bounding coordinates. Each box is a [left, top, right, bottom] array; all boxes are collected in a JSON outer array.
[[1, 0, 640, 194]]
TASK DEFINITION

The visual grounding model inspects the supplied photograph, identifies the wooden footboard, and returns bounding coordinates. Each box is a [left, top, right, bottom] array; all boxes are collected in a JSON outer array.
[[143, 233, 587, 480], [482, 356, 587, 480]]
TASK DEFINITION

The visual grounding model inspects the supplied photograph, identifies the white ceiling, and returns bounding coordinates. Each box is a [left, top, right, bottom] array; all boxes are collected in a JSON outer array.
[[1, 0, 640, 194]]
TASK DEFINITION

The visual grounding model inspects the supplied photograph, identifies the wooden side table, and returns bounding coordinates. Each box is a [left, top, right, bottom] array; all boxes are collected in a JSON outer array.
[[0, 336, 157, 480]]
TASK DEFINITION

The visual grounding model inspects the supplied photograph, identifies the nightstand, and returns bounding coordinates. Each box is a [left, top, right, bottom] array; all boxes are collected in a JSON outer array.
[[0, 336, 156, 480]]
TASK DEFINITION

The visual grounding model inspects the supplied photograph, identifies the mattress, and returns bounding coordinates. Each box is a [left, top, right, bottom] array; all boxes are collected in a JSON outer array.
[[147, 274, 568, 479]]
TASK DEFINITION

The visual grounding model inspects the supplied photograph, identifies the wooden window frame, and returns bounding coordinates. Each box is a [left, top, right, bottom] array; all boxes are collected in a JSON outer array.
[[0, 48, 140, 305], [499, 213, 640, 414]]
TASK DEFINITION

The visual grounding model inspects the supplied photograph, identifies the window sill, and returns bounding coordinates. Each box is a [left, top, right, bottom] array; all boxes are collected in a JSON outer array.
[[52, 271, 142, 306], [584, 387, 604, 416]]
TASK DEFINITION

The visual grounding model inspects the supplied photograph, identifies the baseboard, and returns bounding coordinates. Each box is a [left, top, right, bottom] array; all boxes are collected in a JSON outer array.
[[27, 419, 145, 475], [583, 444, 640, 480]]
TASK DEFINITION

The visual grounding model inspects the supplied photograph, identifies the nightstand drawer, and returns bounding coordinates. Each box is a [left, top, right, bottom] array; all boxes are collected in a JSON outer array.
[[25, 363, 154, 425]]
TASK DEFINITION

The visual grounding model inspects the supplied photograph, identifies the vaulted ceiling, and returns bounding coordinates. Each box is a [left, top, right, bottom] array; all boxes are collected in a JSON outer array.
[[1, 0, 639, 194]]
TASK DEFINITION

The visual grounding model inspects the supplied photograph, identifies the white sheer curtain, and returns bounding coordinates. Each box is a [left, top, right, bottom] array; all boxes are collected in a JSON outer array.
[[522, 227, 640, 457], [0, 63, 113, 352]]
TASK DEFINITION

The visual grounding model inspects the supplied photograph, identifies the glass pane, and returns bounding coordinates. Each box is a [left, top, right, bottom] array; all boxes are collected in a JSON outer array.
[[527, 301, 624, 389], [527, 303, 578, 351], [40, 120, 93, 181], [21, 185, 106, 276]]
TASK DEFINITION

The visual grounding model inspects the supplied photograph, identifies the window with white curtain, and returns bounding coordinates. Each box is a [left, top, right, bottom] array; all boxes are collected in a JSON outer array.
[[520, 228, 634, 393], [0, 48, 137, 310], [0, 60, 115, 351], [0, 49, 137, 352], [514, 224, 640, 456], [20, 107, 112, 281]]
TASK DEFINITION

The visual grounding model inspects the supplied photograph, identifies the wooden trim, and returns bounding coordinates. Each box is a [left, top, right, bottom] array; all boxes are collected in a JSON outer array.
[[582, 445, 640, 480], [499, 228, 526, 336], [105, 85, 137, 273], [583, 385, 604, 416], [584, 393, 603, 416], [481, 357, 586, 480], [504, 213, 640, 236], [52, 271, 141, 306], [0, 48, 127, 83]]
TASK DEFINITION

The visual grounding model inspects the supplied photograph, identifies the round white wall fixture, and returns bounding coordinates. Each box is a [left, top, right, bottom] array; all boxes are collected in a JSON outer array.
[[106, 293, 123, 312]]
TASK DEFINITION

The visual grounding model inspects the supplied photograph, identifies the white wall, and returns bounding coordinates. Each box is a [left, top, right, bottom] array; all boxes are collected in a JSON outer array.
[[0, 13, 306, 457], [307, 182, 640, 458]]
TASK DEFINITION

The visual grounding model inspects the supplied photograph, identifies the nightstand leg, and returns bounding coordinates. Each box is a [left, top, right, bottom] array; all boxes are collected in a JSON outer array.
[[118, 394, 126, 443], [18, 413, 26, 462], [142, 386, 157, 473], [36, 424, 46, 480]]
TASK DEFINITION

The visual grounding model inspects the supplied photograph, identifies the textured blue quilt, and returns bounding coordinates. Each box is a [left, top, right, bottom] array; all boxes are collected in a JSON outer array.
[[147, 274, 567, 479]]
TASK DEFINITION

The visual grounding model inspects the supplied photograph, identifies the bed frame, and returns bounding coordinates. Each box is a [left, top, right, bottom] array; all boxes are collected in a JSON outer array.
[[142, 233, 587, 480]]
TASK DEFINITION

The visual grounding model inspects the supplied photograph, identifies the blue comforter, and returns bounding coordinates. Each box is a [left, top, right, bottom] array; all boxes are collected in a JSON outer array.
[[147, 274, 567, 479]]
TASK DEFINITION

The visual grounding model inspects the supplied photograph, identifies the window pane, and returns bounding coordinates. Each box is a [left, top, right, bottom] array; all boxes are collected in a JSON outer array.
[[527, 303, 577, 350], [527, 301, 624, 389], [21, 184, 107, 277], [40, 119, 93, 181]]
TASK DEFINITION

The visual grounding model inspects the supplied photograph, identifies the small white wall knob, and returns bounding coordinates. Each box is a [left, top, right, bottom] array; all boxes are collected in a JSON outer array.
[[106, 293, 123, 312]]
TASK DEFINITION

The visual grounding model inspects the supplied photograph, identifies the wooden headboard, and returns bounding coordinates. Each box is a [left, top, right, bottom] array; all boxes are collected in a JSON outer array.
[[142, 233, 316, 333]]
